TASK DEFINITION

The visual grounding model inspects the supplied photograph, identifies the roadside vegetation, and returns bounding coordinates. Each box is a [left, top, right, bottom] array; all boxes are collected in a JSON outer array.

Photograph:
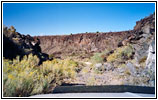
[[3, 54, 78, 97]]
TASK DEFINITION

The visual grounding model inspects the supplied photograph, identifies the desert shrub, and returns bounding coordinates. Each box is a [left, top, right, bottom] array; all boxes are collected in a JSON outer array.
[[96, 31, 99, 33], [107, 45, 133, 63], [3, 54, 39, 97], [137, 56, 147, 68], [124, 69, 131, 75], [139, 56, 147, 64], [117, 64, 127, 68], [49, 54, 54, 60], [81, 67, 90, 73], [91, 53, 104, 63], [3, 54, 78, 97], [90, 50, 109, 64], [41, 59, 77, 80], [33, 59, 77, 94]]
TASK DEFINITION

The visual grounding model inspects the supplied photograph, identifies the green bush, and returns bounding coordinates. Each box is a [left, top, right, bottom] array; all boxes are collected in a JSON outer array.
[[107, 45, 133, 63], [90, 50, 109, 64], [139, 56, 147, 64], [96, 31, 99, 33], [49, 54, 54, 60], [91, 53, 104, 63], [3, 54, 78, 97], [3, 54, 39, 97]]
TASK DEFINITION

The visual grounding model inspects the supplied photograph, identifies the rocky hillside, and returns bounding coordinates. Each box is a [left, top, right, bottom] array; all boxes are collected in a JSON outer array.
[[35, 14, 155, 61], [71, 13, 155, 86], [3, 26, 48, 63], [34, 13, 155, 87], [34, 31, 132, 59]]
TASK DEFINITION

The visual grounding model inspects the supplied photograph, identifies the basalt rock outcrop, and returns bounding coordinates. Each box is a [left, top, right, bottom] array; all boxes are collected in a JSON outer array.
[[127, 13, 155, 62], [34, 31, 132, 59], [109, 13, 155, 86], [3, 26, 48, 63], [125, 13, 155, 86]]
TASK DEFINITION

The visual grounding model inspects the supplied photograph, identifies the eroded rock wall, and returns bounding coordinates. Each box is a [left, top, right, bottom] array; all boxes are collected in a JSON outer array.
[[35, 31, 132, 58]]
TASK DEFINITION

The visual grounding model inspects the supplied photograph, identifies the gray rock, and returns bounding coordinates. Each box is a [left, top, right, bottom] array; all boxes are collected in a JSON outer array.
[[133, 42, 149, 63], [146, 40, 155, 68], [95, 63, 103, 71], [117, 67, 126, 73], [145, 40, 155, 86], [126, 62, 136, 75], [149, 80, 155, 86], [142, 25, 150, 34], [138, 39, 155, 87], [103, 63, 114, 71], [95, 63, 114, 72], [146, 39, 155, 71], [95, 63, 102, 68]]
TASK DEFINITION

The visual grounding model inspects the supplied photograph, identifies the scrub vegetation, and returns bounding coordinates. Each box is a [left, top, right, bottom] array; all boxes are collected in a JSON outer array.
[[3, 54, 77, 97]]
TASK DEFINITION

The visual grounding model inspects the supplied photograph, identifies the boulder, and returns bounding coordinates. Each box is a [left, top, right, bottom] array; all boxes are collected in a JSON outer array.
[[126, 62, 136, 76], [103, 63, 114, 71], [3, 26, 48, 64], [95, 63, 103, 71], [144, 39, 155, 86], [146, 39, 155, 71]]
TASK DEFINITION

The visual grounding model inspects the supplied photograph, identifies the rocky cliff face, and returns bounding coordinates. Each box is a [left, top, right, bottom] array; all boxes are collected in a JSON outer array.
[[126, 13, 155, 86], [3, 26, 48, 63], [35, 31, 132, 59], [131, 13, 155, 61]]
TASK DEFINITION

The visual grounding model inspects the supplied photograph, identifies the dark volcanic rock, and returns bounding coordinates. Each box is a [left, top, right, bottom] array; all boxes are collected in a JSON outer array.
[[34, 31, 131, 59], [3, 34, 23, 59], [3, 26, 48, 63], [122, 13, 155, 86], [131, 13, 155, 64]]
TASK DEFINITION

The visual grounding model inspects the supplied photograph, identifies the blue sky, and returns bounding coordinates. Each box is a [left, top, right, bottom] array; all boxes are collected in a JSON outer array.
[[3, 3, 155, 36]]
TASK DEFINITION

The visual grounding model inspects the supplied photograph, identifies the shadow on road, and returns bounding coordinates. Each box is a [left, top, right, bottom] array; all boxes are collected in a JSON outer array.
[[53, 85, 155, 94]]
